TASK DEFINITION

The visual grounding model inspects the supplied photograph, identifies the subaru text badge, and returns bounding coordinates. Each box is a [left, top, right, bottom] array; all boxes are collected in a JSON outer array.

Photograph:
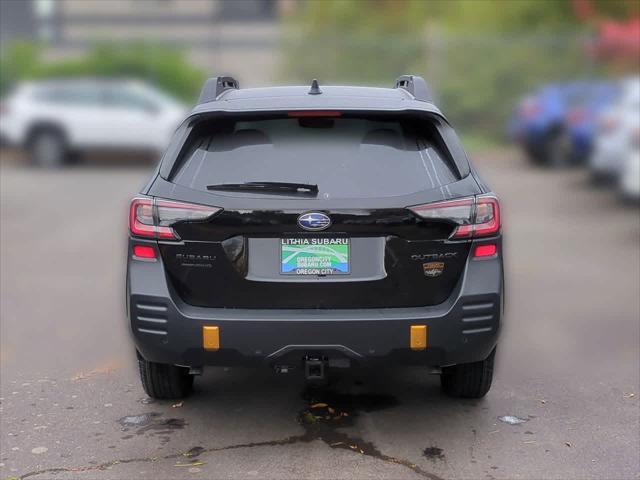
[[297, 212, 331, 231]]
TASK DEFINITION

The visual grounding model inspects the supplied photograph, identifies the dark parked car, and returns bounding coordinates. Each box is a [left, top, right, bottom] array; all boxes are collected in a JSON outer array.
[[127, 75, 503, 400]]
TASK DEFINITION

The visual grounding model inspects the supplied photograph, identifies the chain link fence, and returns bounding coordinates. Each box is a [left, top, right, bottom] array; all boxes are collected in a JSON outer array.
[[281, 29, 600, 138]]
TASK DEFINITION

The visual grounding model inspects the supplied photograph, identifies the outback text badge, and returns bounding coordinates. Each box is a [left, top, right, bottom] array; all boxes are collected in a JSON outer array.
[[423, 261, 445, 277]]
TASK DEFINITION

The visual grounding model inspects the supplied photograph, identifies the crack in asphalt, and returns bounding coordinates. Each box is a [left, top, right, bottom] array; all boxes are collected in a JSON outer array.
[[17, 433, 443, 480], [16, 390, 444, 480]]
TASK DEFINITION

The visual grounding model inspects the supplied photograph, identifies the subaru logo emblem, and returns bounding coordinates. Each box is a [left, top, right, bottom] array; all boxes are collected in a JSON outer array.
[[298, 212, 331, 231]]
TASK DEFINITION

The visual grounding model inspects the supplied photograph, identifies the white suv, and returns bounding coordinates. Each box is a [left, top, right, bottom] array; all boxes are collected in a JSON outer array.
[[620, 129, 640, 202], [0, 79, 186, 167], [590, 76, 640, 182]]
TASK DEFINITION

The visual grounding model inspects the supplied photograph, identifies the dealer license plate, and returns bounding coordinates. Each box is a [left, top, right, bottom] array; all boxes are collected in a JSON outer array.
[[280, 238, 350, 275]]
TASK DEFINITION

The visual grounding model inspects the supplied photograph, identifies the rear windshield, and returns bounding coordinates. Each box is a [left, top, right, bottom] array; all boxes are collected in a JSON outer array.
[[171, 114, 459, 199]]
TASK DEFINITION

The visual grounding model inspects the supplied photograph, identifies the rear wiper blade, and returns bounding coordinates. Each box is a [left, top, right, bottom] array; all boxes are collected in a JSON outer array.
[[207, 181, 319, 196]]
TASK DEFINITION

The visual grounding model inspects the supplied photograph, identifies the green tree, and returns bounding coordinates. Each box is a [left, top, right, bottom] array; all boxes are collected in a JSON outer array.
[[282, 0, 434, 84], [283, 0, 637, 137], [0, 42, 207, 102], [0, 41, 41, 95]]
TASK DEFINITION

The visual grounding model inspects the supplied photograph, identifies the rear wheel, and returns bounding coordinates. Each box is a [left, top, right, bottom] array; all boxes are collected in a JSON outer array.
[[138, 356, 193, 399], [523, 143, 545, 164], [440, 348, 495, 399], [590, 169, 615, 186], [545, 130, 571, 168], [28, 128, 68, 168]]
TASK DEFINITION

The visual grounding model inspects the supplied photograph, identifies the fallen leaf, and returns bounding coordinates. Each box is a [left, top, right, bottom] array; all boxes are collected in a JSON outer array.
[[71, 365, 116, 381], [301, 412, 318, 424], [175, 461, 206, 467], [359, 449, 364, 454], [623, 393, 635, 399], [539, 399, 547, 404], [184, 446, 205, 457], [172, 401, 184, 408], [310, 402, 328, 409], [565, 442, 572, 447]]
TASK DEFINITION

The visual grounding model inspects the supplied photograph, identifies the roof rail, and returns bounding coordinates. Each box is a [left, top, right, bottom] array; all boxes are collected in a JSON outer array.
[[197, 76, 239, 104], [394, 75, 432, 102]]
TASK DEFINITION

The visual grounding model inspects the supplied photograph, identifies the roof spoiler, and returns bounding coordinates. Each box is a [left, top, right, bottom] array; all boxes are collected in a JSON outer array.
[[394, 75, 432, 102], [197, 76, 239, 104]]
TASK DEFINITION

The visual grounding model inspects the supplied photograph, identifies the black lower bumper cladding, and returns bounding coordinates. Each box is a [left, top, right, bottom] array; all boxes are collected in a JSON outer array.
[[128, 248, 502, 369]]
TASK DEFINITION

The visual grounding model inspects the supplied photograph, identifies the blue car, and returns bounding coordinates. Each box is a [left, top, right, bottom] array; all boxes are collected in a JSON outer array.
[[510, 81, 618, 166], [564, 82, 619, 163]]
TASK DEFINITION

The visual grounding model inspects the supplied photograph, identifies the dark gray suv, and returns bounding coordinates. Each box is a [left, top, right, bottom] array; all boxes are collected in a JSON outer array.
[[127, 75, 503, 400]]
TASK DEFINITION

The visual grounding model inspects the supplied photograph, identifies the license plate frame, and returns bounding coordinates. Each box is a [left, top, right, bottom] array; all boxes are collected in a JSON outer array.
[[280, 237, 350, 275]]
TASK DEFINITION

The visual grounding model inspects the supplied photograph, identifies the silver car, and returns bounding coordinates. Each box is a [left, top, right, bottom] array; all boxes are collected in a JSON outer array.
[[590, 76, 640, 182]]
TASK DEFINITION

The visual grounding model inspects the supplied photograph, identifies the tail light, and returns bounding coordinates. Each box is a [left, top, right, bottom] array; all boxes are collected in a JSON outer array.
[[598, 115, 619, 132], [129, 196, 221, 240], [409, 195, 501, 239], [474, 244, 497, 258], [133, 245, 157, 259], [566, 108, 587, 125], [520, 99, 540, 118]]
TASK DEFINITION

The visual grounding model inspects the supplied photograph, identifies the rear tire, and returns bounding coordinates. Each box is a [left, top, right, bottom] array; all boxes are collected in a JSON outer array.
[[138, 356, 194, 399], [440, 348, 495, 399], [545, 130, 571, 168], [28, 128, 68, 168], [523, 144, 544, 165]]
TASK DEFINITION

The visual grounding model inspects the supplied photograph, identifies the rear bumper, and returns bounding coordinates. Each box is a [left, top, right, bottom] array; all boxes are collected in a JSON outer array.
[[590, 144, 624, 177], [0, 118, 23, 147], [568, 125, 594, 161], [621, 152, 640, 199], [127, 240, 503, 368]]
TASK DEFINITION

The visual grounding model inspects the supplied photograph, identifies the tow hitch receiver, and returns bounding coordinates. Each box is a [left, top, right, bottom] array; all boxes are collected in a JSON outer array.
[[304, 355, 326, 381]]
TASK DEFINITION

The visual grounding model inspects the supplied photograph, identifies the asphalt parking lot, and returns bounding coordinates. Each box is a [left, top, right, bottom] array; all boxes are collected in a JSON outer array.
[[1, 149, 639, 480]]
